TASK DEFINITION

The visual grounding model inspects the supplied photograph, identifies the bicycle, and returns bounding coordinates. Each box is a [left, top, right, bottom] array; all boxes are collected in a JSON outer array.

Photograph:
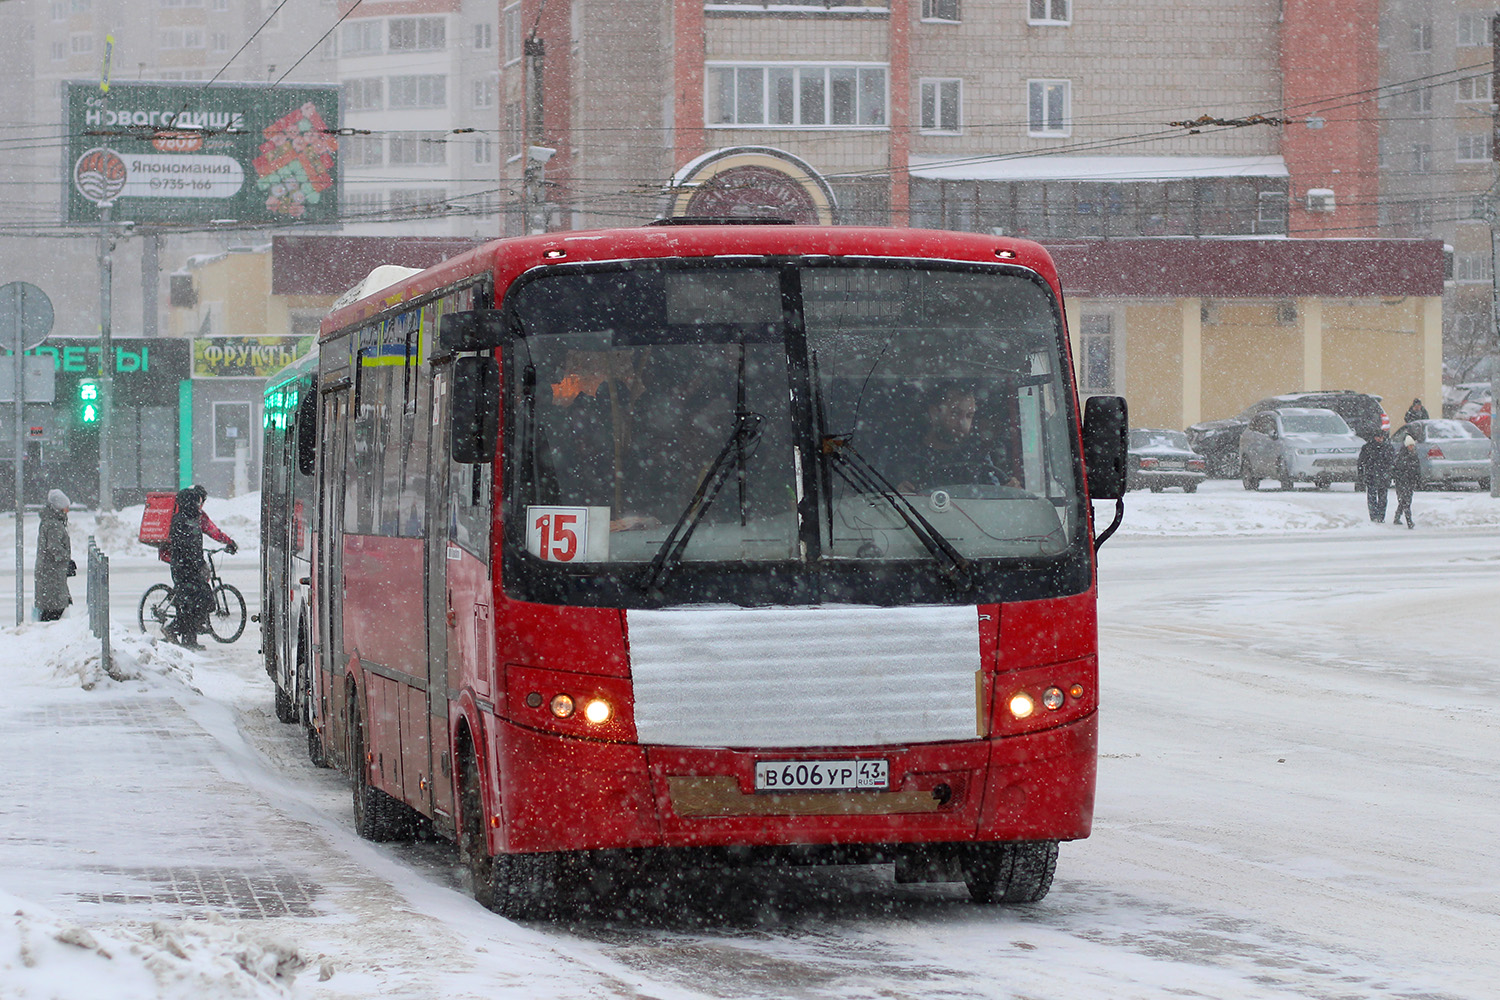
[[138, 548, 247, 644]]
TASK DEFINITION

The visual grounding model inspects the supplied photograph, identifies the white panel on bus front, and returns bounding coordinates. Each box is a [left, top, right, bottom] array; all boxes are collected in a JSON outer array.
[[626, 605, 982, 749]]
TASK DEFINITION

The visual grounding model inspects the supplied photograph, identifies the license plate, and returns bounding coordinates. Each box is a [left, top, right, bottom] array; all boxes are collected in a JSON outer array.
[[754, 759, 889, 792]]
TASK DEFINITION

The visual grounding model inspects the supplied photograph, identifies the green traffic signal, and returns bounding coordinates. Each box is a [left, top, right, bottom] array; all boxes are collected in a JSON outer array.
[[78, 379, 99, 423]]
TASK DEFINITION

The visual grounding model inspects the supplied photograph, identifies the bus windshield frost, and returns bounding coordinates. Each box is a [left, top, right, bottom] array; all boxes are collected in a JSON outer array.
[[505, 257, 1089, 609]]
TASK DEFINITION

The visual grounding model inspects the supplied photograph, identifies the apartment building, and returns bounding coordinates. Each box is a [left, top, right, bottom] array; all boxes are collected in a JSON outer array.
[[335, 0, 503, 237]]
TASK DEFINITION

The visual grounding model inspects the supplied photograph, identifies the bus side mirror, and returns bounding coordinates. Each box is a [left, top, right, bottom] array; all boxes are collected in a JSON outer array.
[[440, 310, 505, 352], [295, 391, 317, 477], [451, 355, 499, 464], [1082, 395, 1128, 500]]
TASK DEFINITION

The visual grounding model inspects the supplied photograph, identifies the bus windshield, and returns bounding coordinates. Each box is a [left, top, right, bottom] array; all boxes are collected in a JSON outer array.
[[505, 258, 1083, 605]]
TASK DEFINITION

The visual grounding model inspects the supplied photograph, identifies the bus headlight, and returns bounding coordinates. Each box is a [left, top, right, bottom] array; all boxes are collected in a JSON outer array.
[[1008, 692, 1035, 719], [583, 698, 612, 724]]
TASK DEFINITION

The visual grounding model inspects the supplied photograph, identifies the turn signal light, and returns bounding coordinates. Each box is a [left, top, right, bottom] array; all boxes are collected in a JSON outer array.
[[1042, 687, 1065, 711]]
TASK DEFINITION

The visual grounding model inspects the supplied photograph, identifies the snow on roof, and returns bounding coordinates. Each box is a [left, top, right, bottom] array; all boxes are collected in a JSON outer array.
[[329, 264, 425, 312], [908, 154, 1289, 182]]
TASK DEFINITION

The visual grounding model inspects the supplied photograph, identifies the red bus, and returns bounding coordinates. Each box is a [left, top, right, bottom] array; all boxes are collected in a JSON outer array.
[[265, 223, 1127, 918]]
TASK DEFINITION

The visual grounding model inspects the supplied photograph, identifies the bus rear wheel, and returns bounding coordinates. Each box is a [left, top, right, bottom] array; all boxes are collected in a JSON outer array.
[[349, 690, 415, 842], [965, 841, 1058, 904]]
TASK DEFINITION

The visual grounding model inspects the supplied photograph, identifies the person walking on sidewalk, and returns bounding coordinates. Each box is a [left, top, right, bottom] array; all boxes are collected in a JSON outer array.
[[34, 489, 75, 622], [1358, 429, 1394, 522], [1391, 439, 1421, 529]]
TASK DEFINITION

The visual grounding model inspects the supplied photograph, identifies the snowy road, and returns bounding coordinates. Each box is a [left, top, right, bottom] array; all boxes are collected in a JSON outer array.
[[1, 486, 1497, 998]]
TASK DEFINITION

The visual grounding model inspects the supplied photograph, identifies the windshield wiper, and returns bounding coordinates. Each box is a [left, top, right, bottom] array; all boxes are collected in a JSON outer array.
[[641, 408, 764, 595], [820, 433, 973, 587]]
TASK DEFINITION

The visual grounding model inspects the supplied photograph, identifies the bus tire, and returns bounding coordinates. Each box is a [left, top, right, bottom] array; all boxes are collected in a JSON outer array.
[[274, 684, 296, 723], [459, 744, 560, 919], [349, 690, 414, 842], [965, 841, 1058, 904]]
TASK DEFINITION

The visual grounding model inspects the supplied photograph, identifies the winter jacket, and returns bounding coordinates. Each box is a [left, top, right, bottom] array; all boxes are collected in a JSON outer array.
[[1392, 447, 1422, 493], [34, 506, 72, 613], [1357, 439, 1394, 489]]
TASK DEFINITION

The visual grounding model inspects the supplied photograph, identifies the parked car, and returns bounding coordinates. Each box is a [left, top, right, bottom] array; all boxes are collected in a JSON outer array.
[[1127, 429, 1207, 492], [1390, 419, 1492, 489], [1444, 381, 1488, 419], [1189, 390, 1387, 480], [1239, 407, 1364, 490], [1185, 418, 1247, 478], [1453, 384, 1491, 437]]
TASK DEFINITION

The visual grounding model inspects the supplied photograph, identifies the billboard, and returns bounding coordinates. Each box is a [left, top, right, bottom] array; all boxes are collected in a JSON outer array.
[[66, 81, 340, 226]]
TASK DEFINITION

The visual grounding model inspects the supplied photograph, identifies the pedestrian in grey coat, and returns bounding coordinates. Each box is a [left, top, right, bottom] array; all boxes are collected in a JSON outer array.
[[35, 489, 75, 621]]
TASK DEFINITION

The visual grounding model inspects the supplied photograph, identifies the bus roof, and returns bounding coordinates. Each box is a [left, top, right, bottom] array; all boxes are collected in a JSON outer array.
[[319, 225, 1061, 340], [264, 344, 319, 390]]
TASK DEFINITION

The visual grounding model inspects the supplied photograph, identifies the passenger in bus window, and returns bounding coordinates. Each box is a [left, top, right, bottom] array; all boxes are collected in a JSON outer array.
[[885, 384, 1006, 493]]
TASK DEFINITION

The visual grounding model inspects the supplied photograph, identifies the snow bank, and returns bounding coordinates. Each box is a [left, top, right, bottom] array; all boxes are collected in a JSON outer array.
[[1096, 481, 1500, 536], [4, 617, 195, 692], [0, 889, 320, 1000]]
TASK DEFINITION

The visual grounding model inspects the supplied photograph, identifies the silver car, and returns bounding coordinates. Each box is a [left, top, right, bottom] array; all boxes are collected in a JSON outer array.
[[1391, 419, 1492, 489], [1239, 407, 1362, 490]]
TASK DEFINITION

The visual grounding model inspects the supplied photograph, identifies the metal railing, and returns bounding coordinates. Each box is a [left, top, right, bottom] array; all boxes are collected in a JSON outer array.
[[87, 536, 111, 676]]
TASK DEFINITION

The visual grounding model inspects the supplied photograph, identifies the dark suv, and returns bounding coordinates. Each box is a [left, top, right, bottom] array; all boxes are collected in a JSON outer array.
[[1187, 391, 1388, 478]]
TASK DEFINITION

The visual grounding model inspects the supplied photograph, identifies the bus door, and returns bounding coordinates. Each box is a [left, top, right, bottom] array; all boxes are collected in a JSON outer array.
[[318, 387, 350, 768], [423, 361, 456, 825]]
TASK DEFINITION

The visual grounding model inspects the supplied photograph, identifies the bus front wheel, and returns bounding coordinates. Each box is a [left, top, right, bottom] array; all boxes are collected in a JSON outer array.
[[459, 746, 561, 920], [349, 690, 415, 842], [965, 841, 1058, 904]]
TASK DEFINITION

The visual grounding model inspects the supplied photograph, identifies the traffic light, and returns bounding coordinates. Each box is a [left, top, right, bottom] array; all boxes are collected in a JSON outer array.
[[78, 379, 99, 424]]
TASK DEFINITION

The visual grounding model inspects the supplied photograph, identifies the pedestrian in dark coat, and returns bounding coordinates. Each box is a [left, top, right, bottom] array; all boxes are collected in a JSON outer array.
[[167, 486, 214, 647], [34, 489, 74, 621], [1392, 439, 1421, 529], [1357, 430, 1394, 522], [1404, 398, 1429, 422]]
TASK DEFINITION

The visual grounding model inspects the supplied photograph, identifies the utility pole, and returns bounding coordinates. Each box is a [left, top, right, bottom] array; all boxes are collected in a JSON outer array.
[[97, 36, 115, 513], [1491, 16, 1500, 496], [524, 35, 548, 234]]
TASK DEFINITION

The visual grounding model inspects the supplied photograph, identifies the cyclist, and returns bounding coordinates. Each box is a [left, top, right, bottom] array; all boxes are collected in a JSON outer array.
[[164, 485, 238, 648]]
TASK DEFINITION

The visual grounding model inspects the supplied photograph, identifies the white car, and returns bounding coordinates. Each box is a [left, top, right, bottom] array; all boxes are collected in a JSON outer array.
[[1239, 407, 1363, 490]]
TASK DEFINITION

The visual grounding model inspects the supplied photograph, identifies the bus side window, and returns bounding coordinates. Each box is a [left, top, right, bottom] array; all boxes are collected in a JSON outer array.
[[450, 461, 491, 558]]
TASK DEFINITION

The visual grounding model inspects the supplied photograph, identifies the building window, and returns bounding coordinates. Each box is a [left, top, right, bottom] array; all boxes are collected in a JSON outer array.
[[213, 403, 252, 462], [343, 134, 384, 166], [1411, 143, 1431, 174], [1457, 75, 1491, 102], [506, 102, 523, 160], [1028, 79, 1070, 136], [51, 41, 67, 60], [1028, 0, 1070, 25], [70, 34, 94, 55], [1457, 13, 1490, 47], [1410, 20, 1432, 53], [183, 29, 205, 49], [1256, 191, 1287, 231], [919, 79, 961, 133], [389, 75, 447, 110], [346, 78, 383, 111], [1456, 133, 1490, 162], [708, 64, 888, 127], [49, 2, 67, 21], [1410, 87, 1432, 113], [1454, 252, 1492, 283], [504, 4, 522, 65], [1079, 314, 1114, 394], [390, 188, 448, 215], [389, 17, 446, 52], [389, 133, 447, 166], [344, 190, 384, 218], [210, 32, 230, 53], [342, 20, 382, 56], [473, 136, 494, 165], [921, 0, 959, 22], [473, 77, 497, 109], [474, 22, 494, 50]]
